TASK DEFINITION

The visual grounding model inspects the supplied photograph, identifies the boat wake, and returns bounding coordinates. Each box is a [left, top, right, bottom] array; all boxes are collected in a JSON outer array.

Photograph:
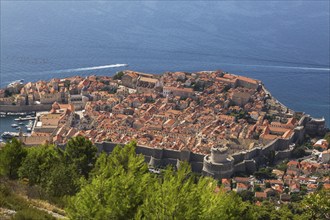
[[52, 64, 128, 73], [10, 64, 128, 78]]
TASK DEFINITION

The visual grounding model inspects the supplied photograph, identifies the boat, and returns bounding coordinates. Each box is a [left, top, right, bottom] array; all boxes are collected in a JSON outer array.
[[18, 122, 24, 125], [11, 123, 19, 128], [1, 132, 18, 139], [1, 132, 28, 139], [0, 115, 6, 118], [14, 116, 36, 121], [26, 120, 33, 132], [7, 79, 24, 88], [15, 127, 21, 130], [7, 112, 26, 116]]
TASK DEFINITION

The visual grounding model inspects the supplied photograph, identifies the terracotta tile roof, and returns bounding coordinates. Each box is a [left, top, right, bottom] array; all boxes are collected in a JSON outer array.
[[255, 192, 267, 199]]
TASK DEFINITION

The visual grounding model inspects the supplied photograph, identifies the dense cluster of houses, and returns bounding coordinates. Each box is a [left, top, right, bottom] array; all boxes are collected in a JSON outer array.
[[4, 70, 328, 206], [219, 158, 330, 202], [8, 70, 306, 155]]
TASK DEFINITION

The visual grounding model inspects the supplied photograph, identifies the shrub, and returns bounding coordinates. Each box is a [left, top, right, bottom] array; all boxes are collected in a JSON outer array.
[[0, 138, 27, 179], [12, 207, 55, 220]]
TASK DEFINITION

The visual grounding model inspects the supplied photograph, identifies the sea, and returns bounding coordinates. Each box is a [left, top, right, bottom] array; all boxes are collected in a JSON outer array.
[[0, 1, 329, 135]]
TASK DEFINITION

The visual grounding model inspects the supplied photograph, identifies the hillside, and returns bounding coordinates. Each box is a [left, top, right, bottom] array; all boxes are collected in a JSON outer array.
[[0, 177, 67, 219], [1, 137, 329, 219]]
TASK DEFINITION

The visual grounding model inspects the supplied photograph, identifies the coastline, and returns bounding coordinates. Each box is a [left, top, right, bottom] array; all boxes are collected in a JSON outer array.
[[0, 70, 328, 178]]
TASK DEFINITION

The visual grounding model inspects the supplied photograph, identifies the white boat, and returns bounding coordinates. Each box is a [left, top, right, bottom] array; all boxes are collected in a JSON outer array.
[[11, 123, 19, 127], [26, 120, 33, 132], [18, 122, 24, 125], [15, 117, 23, 121], [15, 116, 36, 121], [8, 112, 26, 116], [1, 132, 18, 139], [7, 79, 24, 88]]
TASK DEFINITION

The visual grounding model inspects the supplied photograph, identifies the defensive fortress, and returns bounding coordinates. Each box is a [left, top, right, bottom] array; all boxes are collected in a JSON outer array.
[[93, 114, 325, 178], [3, 70, 327, 178]]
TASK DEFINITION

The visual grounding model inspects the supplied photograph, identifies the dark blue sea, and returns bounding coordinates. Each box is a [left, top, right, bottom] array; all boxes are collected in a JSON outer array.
[[1, 1, 329, 133]]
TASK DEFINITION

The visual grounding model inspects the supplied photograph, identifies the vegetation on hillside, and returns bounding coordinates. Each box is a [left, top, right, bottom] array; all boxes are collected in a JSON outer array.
[[0, 139, 27, 179], [0, 179, 58, 220], [0, 137, 329, 219]]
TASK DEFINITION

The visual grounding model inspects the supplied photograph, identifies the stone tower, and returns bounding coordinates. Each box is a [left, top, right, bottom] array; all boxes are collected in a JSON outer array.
[[202, 145, 234, 179]]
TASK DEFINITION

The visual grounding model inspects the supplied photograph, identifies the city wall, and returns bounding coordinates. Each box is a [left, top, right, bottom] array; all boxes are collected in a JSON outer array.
[[93, 142, 205, 173], [56, 123, 304, 178], [56, 115, 314, 179], [68, 128, 300, 178], [0, 104, 53, 113]]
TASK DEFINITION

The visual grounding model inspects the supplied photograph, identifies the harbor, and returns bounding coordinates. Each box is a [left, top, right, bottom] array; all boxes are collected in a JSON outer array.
[[0, 113, 35, 142]]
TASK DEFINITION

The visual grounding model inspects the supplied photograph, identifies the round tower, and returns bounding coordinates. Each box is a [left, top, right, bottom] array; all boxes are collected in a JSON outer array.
[[202, 145, 234, 179], [210, 146, 229, 163]]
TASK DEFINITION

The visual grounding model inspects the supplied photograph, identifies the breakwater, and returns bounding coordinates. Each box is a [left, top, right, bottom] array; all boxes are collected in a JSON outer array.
[[0, 104, 53, 113]]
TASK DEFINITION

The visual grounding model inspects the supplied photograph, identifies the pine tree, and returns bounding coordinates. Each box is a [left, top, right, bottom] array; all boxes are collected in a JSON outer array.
[[0, 138, 27, 179], [65, 136, 97, 178]]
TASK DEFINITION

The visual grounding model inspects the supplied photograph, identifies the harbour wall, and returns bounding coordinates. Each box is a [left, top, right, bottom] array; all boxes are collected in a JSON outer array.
[[0, 104, 52, 113]]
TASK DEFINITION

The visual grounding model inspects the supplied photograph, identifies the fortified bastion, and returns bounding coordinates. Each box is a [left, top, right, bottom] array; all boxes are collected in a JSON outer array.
[[203, 146, 234, 178], [68, 114, 325, 179]]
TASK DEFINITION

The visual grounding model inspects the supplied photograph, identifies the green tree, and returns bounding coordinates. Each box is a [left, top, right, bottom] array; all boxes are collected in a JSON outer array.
[[292, 146, 307, 158], [113, 71, 124, 80], [136, 163, 203, 219], [137, 163, 248, 219], [18, 145, 80, 197], [247, 201, 295, 220], [300, 189, 330, 220], [254, 167, 276, 180], [238, 190, 255, 202], [64, 136, 97, 178], [0, 138, 27, 179], [67, 141, 150, 219], [254, 185, 262, 192], [18, 145, 60, 186], [324, 133, 330, 148], [68, 141, 251, 219], [45, 163, 80, 197], [276, 160, 288, 172], [200, 186, 248, 219], [4, 89, 13, 97]]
